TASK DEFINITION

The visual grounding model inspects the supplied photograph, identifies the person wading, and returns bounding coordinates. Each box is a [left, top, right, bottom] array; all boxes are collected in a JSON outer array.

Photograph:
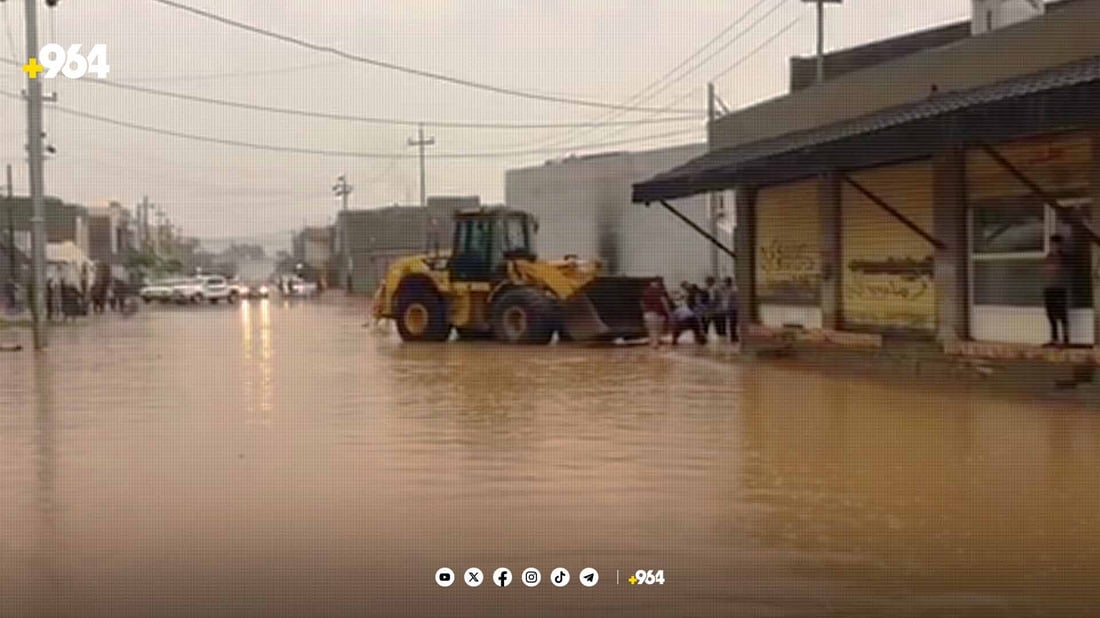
[[641, 278, 671, 349], [1043, 234, 1070, 347]]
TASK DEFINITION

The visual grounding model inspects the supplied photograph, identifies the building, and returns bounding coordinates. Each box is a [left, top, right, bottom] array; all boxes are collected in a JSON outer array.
[[336, 196, 480, 293], [87, 202, 137, 265], [292, 226, 334, 280], [633, 0, 1100, 366], [506, 145, 732, 285], [3, 196, 88, 256]]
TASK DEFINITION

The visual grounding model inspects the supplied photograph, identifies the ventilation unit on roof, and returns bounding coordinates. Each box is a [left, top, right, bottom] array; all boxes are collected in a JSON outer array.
[[972, 0, 1046, 35]]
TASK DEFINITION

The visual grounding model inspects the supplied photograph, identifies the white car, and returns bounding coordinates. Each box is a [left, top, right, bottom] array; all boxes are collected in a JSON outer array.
[[172, 275, 231, 304], [277, 275, 318, 298], [140, 278, 188, 303], [226, 280, 249, 303]]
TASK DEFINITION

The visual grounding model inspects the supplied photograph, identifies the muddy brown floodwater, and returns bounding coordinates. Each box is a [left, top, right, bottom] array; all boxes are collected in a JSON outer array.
[[1, 299, 1099, 617]]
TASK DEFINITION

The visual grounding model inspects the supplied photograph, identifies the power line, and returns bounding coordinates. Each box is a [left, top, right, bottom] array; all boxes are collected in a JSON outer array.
[[516, 0, 775, 151], [0, 59, 698, 129], [602, 14, 805, 143], [528, 0, 788, 151], [120, 59, 341, 83], [711, 16, 802, 84], [145, 0, 704, 115], [0, 89, 701, 159]]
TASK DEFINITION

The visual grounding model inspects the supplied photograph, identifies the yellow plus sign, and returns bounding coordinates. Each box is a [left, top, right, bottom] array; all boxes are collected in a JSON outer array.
[[22, 57, 44, 79], [628, 575, 638, 585]]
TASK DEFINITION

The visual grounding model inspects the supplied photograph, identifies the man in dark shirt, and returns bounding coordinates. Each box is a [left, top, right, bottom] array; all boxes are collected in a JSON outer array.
[[1043, 234, 1070, 346]]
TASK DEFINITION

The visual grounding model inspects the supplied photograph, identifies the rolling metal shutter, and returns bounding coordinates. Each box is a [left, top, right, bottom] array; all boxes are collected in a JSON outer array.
[[841, 160, 936, 332]]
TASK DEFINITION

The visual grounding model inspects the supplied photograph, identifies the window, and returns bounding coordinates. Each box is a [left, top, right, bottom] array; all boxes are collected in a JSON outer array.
[[502, 216, 529, 253], [972, 197, 1092, 308], [972, 196, 1047, 258]]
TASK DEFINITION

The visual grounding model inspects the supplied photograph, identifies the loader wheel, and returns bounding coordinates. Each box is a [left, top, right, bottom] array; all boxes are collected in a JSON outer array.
[[395, 285, 450, 342], [491, 287, 555, 345]]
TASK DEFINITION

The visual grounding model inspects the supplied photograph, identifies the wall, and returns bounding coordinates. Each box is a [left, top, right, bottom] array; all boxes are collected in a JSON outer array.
[[506, 144, 730, 285], [340, 200, 469, 293]]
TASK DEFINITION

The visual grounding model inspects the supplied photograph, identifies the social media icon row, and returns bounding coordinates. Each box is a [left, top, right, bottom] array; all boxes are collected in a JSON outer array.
[[436, 567, 598, 588]]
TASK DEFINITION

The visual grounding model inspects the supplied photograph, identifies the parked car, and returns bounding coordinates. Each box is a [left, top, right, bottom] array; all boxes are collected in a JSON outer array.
[[140, 278, 188, 304], [172, 275, 231, 304]]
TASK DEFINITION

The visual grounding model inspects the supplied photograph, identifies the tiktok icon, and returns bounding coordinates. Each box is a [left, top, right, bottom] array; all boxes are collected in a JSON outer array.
[[550, 567, 570, 587]]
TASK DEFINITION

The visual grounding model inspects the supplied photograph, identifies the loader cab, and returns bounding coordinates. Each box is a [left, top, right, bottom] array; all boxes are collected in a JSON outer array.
[[449, 209, 537, 281]]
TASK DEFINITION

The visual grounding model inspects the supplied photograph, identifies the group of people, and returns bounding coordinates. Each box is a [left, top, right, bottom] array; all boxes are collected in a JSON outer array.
[[44, 273, 133, 322], [641, 276, 738, 349]]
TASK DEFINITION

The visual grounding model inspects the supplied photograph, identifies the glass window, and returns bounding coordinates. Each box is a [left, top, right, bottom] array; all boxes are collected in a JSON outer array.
[[972, 198, 1093, 308], [466, 220, 491, 255], [972, 197, 1046, 256], [502, 216, 529, 253]]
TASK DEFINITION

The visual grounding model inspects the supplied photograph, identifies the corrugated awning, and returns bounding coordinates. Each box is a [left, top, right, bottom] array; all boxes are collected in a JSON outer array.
[[632, 55, 1100, 203]]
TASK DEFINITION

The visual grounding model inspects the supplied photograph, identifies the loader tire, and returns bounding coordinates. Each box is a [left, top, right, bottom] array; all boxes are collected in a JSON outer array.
[[491, 287, 556, 345], [395, 284, 450, 342]]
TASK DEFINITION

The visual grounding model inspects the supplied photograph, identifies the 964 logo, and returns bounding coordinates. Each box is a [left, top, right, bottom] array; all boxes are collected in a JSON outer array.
[[23, 44, 110, 79]]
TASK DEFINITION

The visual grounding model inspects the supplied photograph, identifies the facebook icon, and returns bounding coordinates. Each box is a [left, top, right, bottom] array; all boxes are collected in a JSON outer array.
[[492, 567, 513, 588]]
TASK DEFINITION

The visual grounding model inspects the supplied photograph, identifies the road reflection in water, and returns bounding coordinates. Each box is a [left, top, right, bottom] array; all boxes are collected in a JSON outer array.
[[0, 299, 1097, 617]]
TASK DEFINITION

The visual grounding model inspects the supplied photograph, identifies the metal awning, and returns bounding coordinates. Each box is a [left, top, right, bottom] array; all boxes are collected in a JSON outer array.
[[633, 55, 1100, 203]]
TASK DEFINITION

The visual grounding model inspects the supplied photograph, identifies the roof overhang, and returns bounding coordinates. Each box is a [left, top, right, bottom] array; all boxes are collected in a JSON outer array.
[[633, 56, 1100, 203]]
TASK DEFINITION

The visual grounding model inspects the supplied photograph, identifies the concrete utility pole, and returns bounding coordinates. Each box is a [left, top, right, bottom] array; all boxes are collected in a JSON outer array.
[[707, 83, 720, 279], [407, 124, 435, 208], [332, 174, 353, 291], [803, 0, 844, 85], [139, 195, 150, 250], [6, 164, 14, 289], [23, 0, 48, 349]]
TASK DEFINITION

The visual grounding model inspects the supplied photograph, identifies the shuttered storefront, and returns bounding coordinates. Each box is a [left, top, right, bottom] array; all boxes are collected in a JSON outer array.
[[754, 179, 822, 328], [841, 160, 936, 333], [967, 132, 1094, 345]]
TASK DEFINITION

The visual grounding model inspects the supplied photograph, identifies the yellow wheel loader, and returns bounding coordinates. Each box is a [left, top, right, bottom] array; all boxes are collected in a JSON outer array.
[[371, 207, 653, 344]]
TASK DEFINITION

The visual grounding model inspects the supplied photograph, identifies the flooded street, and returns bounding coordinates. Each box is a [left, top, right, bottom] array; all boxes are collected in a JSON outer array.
[[2, 299, 1099, 617]]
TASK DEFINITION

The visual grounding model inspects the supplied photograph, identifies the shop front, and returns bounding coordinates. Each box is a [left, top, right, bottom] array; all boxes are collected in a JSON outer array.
[[966, 133, 1094, 346], [633, 55, 1100, 365]]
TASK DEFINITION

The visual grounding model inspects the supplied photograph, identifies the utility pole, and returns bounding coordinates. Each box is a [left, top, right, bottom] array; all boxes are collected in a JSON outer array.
[[139, 195, 149, 250], [23, 0, 48, 349], [6, 165, 14, 291], [707, 83, 719, 279], [407, 124, 435, 208], [332, 174, 353, 291], [803, 0, 844, 85]]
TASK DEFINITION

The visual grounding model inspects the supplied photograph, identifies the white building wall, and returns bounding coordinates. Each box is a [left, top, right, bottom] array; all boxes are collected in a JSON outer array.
[[505, 144, 732, 285]]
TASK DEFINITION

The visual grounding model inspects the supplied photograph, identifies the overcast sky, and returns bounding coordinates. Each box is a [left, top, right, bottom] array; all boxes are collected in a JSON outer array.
[[0, 0, 969, 246]]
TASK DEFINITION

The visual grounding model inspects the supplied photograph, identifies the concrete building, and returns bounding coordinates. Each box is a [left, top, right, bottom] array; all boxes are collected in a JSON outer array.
[[336, 196, 480, 293], [293, 226, 334, 280], [4, 196, 88, 256], [506, 145, 732, 286], [634, 0, 1100, 367], [87, 202, 137, 265]]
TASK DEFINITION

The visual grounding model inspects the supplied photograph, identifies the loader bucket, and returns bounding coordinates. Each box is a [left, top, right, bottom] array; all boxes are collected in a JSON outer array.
[[561, 276, 654, 342]]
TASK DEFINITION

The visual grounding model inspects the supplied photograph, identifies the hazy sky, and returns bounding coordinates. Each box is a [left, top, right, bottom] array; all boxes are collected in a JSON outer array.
[[0, 0, 969, 245]]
